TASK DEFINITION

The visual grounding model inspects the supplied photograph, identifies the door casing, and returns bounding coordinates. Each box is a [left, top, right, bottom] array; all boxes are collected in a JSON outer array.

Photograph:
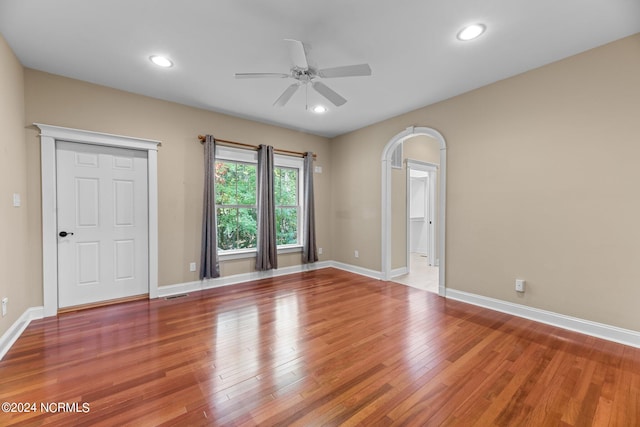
[[381, 126, 447, 295], [36, 124, 160, 316]]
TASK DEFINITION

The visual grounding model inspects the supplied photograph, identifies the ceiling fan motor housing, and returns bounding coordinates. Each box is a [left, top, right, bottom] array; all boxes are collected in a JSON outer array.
[[292, 68, 315, 82]]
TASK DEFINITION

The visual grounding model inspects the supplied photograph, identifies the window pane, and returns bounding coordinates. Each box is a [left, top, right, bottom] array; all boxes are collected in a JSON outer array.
[[216, 207, 238, 250], [236, 163, 256, 205], [216, 207, 257, 250], [215, 161, 256, 206], [236, 208, 257, 249], [215, 161, 234, 205], [275, 167, 298, 206], [276, 207, 298, 245]]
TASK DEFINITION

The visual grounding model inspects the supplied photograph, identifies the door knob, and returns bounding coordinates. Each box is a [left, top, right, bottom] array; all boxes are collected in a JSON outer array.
[[59, 231, 74, 237]]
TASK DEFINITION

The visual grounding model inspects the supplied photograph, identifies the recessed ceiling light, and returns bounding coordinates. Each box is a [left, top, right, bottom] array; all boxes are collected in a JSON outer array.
[[149, 55, 173, 68], [312, 105, 327, 114], [457, 24, 486, 41]]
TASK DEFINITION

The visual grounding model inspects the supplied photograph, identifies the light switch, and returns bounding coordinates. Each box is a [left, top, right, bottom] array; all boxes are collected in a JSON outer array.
[[12, 193, 21, 207]]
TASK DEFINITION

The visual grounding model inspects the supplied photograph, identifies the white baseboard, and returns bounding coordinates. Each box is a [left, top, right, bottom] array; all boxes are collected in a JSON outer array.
[[390, 267, 408, 278], [157, 261, 334, 298], [445, 289, 640, 349], [0, 306, 44, 360], [329, 261, 383, 280]]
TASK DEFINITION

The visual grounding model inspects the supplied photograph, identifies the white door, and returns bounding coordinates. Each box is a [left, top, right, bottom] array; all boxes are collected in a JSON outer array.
[[56, 141, 149, 308], [409, 175, 429, 256]]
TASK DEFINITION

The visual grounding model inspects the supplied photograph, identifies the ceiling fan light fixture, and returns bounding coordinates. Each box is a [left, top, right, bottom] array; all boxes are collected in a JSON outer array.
[[149, 55, 173, 68], [457, 24, 486, 41], [312, 105, 327, 114]]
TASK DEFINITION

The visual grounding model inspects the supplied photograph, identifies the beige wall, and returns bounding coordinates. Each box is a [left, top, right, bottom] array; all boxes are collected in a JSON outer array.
[[330, 124, 388, 270], [0, 34, 29, 337], [331, 33, 640, 330], [23, 69, 332, 295]]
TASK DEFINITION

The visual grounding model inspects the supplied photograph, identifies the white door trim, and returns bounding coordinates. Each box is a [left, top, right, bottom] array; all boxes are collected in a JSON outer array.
[[381, 126, 447, 295], [35, 123, 161, 317]]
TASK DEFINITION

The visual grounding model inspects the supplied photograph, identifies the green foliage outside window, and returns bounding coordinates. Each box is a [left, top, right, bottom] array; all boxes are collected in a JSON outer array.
[[215, 161, 257, 250], [275, 167, 298, 246], [215, 160, 299, 251]]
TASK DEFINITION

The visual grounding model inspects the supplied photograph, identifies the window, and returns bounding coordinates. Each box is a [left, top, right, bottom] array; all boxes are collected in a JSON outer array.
[[215, 146, 303, 254], [215, 160, 257, 250], [274, 166, 299, 246]]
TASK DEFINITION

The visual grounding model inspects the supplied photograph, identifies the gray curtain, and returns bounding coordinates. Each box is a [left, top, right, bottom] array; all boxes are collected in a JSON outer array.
[[256, 144, 277, 270], [302, 152, 318, 263], [200, 135, 220, 279]]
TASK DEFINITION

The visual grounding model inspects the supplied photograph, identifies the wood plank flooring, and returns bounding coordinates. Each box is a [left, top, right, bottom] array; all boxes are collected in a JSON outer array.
[[1, 268, 639, 426]]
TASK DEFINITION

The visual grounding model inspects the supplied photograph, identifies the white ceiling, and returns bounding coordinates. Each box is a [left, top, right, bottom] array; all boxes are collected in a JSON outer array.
[[1, 0, 639, 138]]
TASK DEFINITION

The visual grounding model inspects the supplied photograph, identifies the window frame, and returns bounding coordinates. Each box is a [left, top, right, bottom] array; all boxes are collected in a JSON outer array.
[[215, 146, 304, 260]]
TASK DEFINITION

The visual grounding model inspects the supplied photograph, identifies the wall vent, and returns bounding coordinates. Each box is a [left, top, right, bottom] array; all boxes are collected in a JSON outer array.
[[391, 144, 403, 169], [164, 294, 189, 300]]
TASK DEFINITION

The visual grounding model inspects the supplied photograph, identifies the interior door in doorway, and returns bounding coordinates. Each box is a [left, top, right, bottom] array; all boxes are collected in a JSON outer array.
[[56, 141, 149, 308], [409, 174, 430, 259]]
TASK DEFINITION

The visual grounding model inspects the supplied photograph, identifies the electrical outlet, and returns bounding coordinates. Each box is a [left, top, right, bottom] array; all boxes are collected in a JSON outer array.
[[354, 250, 359, 258], [515, 279, 525, 293], [318, 247, 323, 255], [189, 262, 196, 272], [2, 298, 7, 317]]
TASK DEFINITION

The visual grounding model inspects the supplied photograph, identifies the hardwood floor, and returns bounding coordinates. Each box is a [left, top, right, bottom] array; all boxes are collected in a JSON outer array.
[[1, 268, 639, 426]]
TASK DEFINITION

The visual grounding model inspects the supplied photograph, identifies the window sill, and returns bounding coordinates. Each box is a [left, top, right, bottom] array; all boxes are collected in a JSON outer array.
[[218, 245, 303, 261]]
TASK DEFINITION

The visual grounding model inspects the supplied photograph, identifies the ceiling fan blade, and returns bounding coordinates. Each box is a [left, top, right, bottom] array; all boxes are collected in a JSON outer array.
[[284, 39, 309, 70], [273, 83, 299, 107], [318, 64, 372, 78], [312, 81, 347, 106], [235, 72, 290, 79]]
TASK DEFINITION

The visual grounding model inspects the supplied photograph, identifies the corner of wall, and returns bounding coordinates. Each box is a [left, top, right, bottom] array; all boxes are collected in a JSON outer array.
[[0, 33, 34, 340]]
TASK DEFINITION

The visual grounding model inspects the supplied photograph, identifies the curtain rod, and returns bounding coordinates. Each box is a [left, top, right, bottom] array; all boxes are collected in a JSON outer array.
[[198, 135, 316, 159]]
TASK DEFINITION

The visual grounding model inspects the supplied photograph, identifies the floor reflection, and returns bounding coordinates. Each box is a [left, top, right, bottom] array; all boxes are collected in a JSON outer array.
[[214, 305, 260, 381], [273, 293, 300, 361]]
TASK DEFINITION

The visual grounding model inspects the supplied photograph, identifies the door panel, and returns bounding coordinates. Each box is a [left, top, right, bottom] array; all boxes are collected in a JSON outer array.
[[77, 241, 99, 284], [57, 141, 148, 308], [76, 178, 99, 226], [114, 180, 135, 225], [114, 239, 135, 280]]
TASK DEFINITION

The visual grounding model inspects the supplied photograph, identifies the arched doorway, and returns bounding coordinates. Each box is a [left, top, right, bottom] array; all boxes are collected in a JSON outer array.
[[381, 126, 447, 295]]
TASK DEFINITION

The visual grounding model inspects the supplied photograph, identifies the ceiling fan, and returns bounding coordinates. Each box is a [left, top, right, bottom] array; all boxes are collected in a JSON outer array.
[[234, 39, 372, 108]]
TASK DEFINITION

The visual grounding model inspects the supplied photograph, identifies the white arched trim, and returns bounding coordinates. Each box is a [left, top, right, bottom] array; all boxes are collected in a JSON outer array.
[[381, 126, 447, 295], [35, 123, 161, 317]]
